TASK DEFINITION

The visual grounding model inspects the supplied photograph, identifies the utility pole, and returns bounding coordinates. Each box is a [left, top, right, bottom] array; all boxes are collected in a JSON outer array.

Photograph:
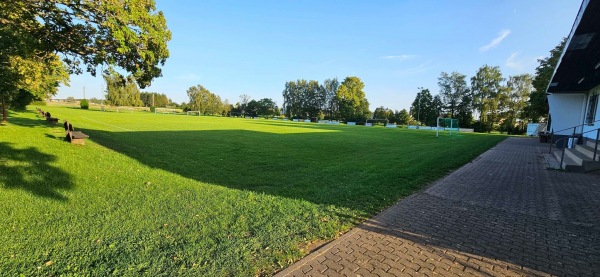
[[83, 86, 86, 99], [417, 93, 421, 125]]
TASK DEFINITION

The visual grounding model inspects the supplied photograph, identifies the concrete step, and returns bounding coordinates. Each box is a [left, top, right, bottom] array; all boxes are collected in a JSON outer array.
[[552, 147, 600, 172]]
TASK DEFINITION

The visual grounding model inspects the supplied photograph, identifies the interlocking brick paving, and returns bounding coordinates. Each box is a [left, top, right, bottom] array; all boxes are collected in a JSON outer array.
[[277, 137, 600, 276]]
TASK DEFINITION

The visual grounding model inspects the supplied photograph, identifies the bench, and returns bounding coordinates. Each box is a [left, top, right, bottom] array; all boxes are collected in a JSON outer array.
[[45, 112, 59, 124], [64, 121, 89, 145]]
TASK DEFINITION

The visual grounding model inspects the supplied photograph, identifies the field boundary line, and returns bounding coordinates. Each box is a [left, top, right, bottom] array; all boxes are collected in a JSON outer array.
[[80, 116, 133, 132]]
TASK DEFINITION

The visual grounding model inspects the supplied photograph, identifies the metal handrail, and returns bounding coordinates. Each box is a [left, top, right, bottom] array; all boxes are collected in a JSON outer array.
[[550, 118, 600, 135], [550, 127, 600, 170]]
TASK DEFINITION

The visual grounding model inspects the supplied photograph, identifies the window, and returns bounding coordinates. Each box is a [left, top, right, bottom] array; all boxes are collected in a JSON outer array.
[[586, 94, 598, 125]]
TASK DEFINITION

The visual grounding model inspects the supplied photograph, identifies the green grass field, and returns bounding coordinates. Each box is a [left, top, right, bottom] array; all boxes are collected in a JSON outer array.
[[0, 106, 505, 276]]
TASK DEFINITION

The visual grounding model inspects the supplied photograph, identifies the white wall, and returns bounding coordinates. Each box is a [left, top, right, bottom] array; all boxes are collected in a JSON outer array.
[[548, 93, 586, 135]]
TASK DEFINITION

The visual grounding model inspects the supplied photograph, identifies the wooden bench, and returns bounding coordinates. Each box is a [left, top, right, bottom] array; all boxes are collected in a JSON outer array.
[[45, 112, 59, 124], [64, 121, 89, 145]]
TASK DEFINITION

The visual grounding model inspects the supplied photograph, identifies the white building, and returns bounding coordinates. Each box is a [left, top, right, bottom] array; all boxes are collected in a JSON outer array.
[[547, 0, 600, 171]]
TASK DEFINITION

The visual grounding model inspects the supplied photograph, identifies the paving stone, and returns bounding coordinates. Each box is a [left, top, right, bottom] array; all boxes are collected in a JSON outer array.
[[277, 138, 600, 277]]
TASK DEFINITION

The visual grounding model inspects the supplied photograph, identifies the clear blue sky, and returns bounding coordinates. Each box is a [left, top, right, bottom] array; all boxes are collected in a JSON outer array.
[[56, 0, 582, 111]]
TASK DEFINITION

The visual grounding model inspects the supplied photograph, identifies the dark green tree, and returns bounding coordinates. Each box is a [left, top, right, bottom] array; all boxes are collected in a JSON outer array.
[[410, 88, 437, 126], [396, 109, 411, 125], [527, 38, 567, 122], [438, 71, 471, 120]]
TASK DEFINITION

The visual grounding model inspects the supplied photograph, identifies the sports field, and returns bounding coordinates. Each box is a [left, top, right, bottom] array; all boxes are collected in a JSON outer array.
[[0, 106, 505, 276]]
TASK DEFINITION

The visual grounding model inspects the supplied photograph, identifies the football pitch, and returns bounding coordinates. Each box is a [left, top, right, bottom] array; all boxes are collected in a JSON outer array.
[[0, 106, 505, 276]]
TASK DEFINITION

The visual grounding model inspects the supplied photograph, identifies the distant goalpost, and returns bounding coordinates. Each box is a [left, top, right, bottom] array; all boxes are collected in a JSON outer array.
[[155, 108, 178, 114], [436, 117, 459, 137], [116, 106, 134, 113], [186, 111, 201, 116]]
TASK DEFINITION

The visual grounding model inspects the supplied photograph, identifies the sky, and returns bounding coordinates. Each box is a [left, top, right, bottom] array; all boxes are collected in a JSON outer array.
[[56, 0, 583, 112]]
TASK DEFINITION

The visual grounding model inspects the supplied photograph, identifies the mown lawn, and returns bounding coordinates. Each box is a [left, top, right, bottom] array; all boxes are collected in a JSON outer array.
[[0, 106, 505, 276]]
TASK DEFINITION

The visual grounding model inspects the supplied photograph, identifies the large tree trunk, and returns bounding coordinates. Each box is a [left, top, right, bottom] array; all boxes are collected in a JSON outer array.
[[1, 95, 6, 124]]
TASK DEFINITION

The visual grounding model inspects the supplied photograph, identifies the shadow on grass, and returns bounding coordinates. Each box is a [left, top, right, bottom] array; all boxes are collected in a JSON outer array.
[[81, 127, 503, 215], [0, 142, 74, 201], [2, 110, 51, 128]]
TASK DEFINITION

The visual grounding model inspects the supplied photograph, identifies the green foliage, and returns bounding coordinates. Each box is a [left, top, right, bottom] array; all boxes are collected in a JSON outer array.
[[104, 71, 143, 107], [410, 88, 440, 126], [471, 65, 504, 132], [1, 107, 505, 276], [150, 106, 156, 113], [80, 99, 89, 109], [373, 106, 394, 121], [186, 84, 226, 115], [335, 76, 371, 122], [0, 53, 69, 120], [282, 79, 326, 119], [438, 71, 472, 124], [6, 90, 36, 110], [502, 74, 533, 134], [140, 92, 170, 107], [396, 109, 411, 125], [528, 38, 567, 122], [0, 0, 171, 88]]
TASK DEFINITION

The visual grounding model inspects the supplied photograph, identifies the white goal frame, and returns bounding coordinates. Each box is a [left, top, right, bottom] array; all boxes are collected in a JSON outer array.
[[155, 108, 178, 114], [116, 106, 134, 113], [436, 117, 458, 137], [186, 111, 201, 116]]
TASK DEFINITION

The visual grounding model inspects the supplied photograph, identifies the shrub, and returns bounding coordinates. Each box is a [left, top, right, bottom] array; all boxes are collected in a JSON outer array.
[[150, 106, 156, 112], [80, 99, 89, 109]]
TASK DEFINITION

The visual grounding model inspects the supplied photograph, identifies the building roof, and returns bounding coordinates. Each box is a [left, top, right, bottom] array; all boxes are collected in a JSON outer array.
[[548, 0, 600, 93]]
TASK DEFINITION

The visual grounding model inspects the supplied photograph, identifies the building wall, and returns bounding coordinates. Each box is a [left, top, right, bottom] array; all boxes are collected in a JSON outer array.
[[548, 93, 586, 135]]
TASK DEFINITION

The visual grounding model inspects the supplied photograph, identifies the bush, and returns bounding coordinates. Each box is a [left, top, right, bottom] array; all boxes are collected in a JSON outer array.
[[150, 106, 156, 112], [80, 99, 89, 109]]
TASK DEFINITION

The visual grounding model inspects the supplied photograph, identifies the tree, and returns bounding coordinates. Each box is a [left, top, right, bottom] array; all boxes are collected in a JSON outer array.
[[438, 71, 471, 120], [256, 98, 279, 117], [140, 92, 170, 107], [0, 54, 69, 121], [0, 0, 171, 122], [471, 65, 504, 132], [322, 78, 339, 119], [396, 109, 411, 125], [373, 106, 393, 121], [281, 79, 324, 119], [239, 94, 251, 116], [410, 88, 436, 126], [502, 74, 533, 134], [104, 72, 143, 107], [335, 76, 370, 122], [527, 38, 567, 122]]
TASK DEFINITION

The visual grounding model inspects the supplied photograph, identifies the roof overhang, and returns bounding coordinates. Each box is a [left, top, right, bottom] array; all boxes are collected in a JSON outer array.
[[547, 0, 600, 94]]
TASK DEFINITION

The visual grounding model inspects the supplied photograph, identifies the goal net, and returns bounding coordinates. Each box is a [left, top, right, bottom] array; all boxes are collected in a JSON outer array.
[[436, 117, 459, 137]]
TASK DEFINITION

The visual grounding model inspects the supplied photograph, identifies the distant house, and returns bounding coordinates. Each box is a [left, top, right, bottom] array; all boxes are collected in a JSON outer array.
[[547, 0, 600, 138], [547, 0, 600, 171]]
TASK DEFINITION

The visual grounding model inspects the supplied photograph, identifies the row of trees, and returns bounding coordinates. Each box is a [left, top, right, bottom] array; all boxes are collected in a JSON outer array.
[[186, 85, 231, 115], [367, 39, 564, 134], [282, 76, 371, 122], [405, 68, 534, 134]]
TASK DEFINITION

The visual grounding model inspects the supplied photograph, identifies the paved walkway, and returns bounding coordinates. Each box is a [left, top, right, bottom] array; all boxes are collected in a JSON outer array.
[[277, 137, 600, 276]]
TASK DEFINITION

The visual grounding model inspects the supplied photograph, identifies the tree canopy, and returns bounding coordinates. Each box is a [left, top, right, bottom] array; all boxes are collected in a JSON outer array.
[[0, 0, 171, 122], [528, 38, 566, 122]]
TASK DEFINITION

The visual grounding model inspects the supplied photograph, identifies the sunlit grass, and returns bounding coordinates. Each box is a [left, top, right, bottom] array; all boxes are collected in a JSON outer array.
[[0, 106, 505, 276]]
